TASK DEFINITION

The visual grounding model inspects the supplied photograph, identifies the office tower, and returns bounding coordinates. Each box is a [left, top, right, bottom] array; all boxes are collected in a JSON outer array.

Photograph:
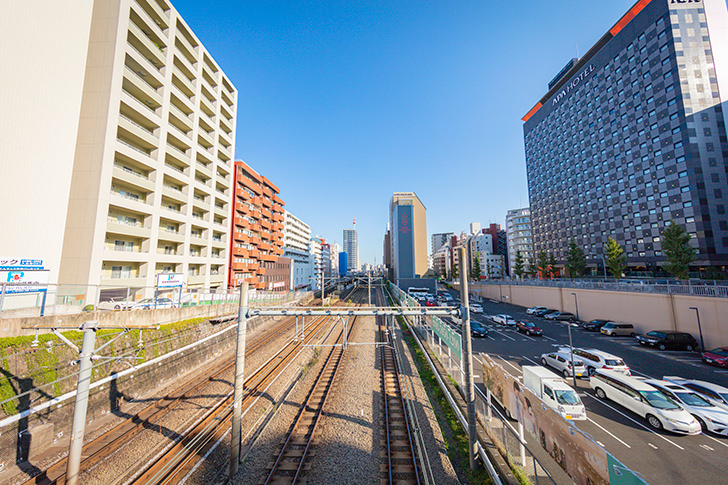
[[229, 161, 287, 290], [506, 208, 534, 277], [523, 0, 728, 273], [389, 192, 428, 281], [1, 0, 238, 300], [343, 229, 359, 273]]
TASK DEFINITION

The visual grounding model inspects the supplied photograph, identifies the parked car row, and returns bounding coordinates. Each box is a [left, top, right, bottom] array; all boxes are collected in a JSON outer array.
[[98, 297, 177, 310]]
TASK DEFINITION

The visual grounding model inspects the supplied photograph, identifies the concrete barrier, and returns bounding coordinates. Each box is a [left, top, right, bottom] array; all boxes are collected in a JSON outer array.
[[456, 283, 728, 349]]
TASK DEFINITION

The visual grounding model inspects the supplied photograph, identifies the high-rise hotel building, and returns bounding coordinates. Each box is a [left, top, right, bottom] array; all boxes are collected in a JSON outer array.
[[523, 0, 728, 273], [1, 0, 237, 298]]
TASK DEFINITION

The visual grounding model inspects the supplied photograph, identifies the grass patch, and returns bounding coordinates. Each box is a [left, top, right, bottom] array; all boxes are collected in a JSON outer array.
[[403, 332, 493, 485]]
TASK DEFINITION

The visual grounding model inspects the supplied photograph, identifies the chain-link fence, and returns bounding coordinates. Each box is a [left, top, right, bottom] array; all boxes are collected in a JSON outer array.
[[0, 282, 309, 319]]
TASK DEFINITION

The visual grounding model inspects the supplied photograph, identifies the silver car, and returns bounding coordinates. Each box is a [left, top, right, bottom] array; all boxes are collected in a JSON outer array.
[[541, 351, 587, 378]]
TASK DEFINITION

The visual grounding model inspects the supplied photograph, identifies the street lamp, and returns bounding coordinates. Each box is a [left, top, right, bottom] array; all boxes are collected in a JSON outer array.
[[689, 307, 706, 352], [590, 252, 607, 279], [568, 293, 579, 389]]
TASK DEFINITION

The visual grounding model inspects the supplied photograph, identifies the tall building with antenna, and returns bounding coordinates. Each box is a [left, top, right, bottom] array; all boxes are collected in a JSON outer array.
[[343, 224, 359, 273]]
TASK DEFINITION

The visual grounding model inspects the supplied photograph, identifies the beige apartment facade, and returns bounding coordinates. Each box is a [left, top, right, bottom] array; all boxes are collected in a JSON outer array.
[[0, 0, 237, 301]]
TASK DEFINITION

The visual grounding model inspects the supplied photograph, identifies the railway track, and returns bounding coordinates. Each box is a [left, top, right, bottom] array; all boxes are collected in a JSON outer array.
[[378, 287, 420, 484], [263, 288, 365, 484], [23, 312, 306, 485]]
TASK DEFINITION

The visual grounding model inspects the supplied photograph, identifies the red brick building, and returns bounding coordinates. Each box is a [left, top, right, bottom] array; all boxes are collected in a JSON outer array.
[[228, 160, 288, 290]]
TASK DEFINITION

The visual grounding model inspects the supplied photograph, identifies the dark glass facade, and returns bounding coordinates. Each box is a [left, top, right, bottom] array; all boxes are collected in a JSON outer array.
[[523, 0, 728, 272]]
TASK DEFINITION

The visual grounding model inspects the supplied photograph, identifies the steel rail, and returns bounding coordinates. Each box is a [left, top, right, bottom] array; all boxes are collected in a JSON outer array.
[[264, 289, 364, 484], [22, 314, 301, 485]]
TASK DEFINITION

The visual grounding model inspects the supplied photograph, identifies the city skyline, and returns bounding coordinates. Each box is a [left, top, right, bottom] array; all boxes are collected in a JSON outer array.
[[170, 0, 654, 264]]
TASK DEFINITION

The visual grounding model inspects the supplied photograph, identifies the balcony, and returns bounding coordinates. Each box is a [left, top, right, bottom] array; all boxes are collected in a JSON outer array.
[[167, 121, 191, 144], [175, 32, 198, 66], [188, 274, 206, 287], [211, 237, 227, 249], [260, 253, 278, 262], [122, 69, 162, 111], [159, 228, 185, 243], [214, 204, 228, 217], [198, 128, 214, 149], [112, 164, 155, 192], [127, 20, 166, 69], [196, 146, 214, 165], [171, 84, 194, 113], [135, 0, 169, 30], [220, 103, 233, 123], [169, 105, 193, 133], [192, 195, 211, 212], [190, 233, 207, 245], [172, 67, 195, 98], [106, 217, 151, 238], [162, 184, 187, 204], [118, 113, 159, 150], [217, 143, 232, 160], [166, 143, 191, 166]]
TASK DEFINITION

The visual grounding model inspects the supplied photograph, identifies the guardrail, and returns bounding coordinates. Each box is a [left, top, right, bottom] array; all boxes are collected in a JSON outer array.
[[469, 278, 728, 298]]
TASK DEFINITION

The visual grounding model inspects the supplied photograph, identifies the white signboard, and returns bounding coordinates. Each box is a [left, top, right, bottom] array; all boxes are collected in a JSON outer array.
[[156, 273, 187, 288], [1, 270, 50, 294]]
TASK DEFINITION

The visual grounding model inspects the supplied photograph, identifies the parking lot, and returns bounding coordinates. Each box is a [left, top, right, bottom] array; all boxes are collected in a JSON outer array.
[[439, 287, 728, 485]]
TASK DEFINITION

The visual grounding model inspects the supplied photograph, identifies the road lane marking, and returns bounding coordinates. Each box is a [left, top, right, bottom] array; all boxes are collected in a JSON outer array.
[[496, 356, 523, 376], [586, 417, 632, 448], [648, 443, 658, 450], [583, 393, 684, 450], [700, 444, 714, 451]]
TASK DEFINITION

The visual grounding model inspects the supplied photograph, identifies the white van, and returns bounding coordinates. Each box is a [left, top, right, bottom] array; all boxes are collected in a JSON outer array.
[[523, 366, 586, 420], [590, 369, 701, 435]]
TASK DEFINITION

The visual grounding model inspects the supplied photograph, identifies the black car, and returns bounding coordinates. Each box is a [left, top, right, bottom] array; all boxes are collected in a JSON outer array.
[[471, 322, 489, 338], [534, 308, 558, 317], [582, 319, 610, 332], [636, 330, 698, 351]]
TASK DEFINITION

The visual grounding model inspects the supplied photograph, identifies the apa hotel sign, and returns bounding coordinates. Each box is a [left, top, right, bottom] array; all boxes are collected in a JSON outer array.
[[552, 65, 595, 106]]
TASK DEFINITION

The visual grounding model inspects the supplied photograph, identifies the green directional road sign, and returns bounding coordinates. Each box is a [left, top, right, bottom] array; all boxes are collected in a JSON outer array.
[[432, 316, 462, 360]]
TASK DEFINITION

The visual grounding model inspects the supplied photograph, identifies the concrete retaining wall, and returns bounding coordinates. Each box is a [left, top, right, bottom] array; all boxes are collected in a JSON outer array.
[[459, 283, 728, 349], [0, 303, 240, 338]]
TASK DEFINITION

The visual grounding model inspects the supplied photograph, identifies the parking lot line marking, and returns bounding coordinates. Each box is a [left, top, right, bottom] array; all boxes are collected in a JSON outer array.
[[628, 369, 657, 379], [700, 444, 714, 451], [597, 440, 605, 447], [713, 371, 728, 374], [586, 417, 632, 448], [520, 334, 537, 342], [543, 336, 557, 342], [703, 434, 728, 449], [491, 329, 516, 341], [583, 393, 684, 450], [648, 443, 658, 450], [523, 356, 539, 366]]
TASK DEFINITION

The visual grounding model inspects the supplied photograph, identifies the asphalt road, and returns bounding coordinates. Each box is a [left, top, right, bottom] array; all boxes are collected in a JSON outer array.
[[440, 288, 728, 485]]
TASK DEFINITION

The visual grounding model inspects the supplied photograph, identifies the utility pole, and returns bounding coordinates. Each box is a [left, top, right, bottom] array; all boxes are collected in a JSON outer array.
[[368, 270, 371, 305], [66, 322, 98, 485], [458, 248, 477, 470], [230, 282, 249, 478]]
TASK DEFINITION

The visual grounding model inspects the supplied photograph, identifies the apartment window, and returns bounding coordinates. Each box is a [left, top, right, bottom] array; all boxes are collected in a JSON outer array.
[[111, 266, 132, 279]]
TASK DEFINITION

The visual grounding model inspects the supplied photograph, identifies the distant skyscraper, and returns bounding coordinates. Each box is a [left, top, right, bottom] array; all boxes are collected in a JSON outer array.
[[389, 192, 428, 282], [343, 229, 359, 272]]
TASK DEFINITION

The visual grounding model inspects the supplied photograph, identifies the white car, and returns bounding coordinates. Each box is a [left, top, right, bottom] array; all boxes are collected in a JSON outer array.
[[541, 351, 587, 378], [663, 377, 728, 412], [526, 306, 548, 315], [492, 314, 516, 326], [97, 298, 133, 311], [562, 347, 630, 376], [590, 369, 701, 435], [644, 379, 728, 435], [469, 303, 483, 314], [132, 297, 176, 309]]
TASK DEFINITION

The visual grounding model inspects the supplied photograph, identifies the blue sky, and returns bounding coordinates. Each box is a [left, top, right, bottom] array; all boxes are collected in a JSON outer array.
[[174, 0, 645, 265]]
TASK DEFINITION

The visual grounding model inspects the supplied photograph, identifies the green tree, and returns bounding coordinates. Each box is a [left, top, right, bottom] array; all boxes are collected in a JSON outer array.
[[527, 258, 537, 278], [472, 255, 482, 281], [514, 250, 525, 279], [566, 240, 586, 278], [537, 251, 549, 279], [604, 237, 626, 279], [452, 263, 458, 280], [547, 253, 558, 279], [662, 220, 696, 280]]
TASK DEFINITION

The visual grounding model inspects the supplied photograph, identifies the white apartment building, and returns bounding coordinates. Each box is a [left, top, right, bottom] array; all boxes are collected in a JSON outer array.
[[283, 211, 312, 290], [0, 0, 237, 301], [329, 242, 341, 276], [432, 244, 450, 279], [506, 208, 533, 278], [310, 237, 323, 290]]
